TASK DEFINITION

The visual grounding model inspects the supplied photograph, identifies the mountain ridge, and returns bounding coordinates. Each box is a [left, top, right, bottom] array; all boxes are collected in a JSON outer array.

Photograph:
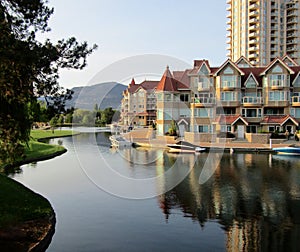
[[66, 82, 127, 110]]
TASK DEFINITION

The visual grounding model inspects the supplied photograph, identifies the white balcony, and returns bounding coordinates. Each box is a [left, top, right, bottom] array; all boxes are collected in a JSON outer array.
[[242, 97, 263, 106]]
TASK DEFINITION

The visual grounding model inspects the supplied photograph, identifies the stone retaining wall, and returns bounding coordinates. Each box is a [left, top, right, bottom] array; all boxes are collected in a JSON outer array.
[[184, 132, 216, 144], [245, 133, 270, 144]]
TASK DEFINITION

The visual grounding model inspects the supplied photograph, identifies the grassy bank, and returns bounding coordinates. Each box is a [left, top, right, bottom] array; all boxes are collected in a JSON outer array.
[[0, 174, 53, 228], [30, 129, 76, 140], [0, 129, 78, 247]]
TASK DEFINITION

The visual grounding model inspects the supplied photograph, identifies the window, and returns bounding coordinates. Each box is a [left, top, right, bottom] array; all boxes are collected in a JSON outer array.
[[221, 75, 238, 88], [291, 108, 300, 118], [180, 94, 189, 102], [264, 108, 284, 115], [163, 110, 172, 120], [223, 66, 234, 74], [165, 94, 172, 101], [246, 125, 257, 133], [221, 125, 232, 132], [271, 65, 283, 73], [269, 74, 285, 87], [157, 93, 163, 101], [221, 92, 237, 101], [268, 126, 276, 132], [157, 110, 163, 120], [242, 108, 262, 118], [216, 107, 236, 115], [269, 91, 286, 101], [198, 125, 209, 133], [293, 75, 300, 87], [194, 108, 212, 118], [198, 78, 210, 89], [245, 76, 257, 88]]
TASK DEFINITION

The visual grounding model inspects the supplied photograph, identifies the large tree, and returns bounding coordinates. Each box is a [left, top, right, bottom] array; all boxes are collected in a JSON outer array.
[[0, 0, 97, 163]]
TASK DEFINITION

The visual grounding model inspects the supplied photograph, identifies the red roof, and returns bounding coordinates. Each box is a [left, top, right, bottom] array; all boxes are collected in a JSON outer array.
[[261, 115, 299, 126], [214, 115, 248, 125], [156, 66, 188, 92], [173, 69, 190, 88], [127, 80, 159, 94]]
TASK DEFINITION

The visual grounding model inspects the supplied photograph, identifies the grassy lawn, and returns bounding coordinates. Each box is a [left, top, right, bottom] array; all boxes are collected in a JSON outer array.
[[30, 129, 77, 140], [24, 140, 65, 160], [0, 129, 78, 229], [0, 174, 53, 228]]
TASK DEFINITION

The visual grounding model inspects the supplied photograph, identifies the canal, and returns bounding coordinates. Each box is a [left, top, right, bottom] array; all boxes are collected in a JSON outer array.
[[11, 129, 300, 251]]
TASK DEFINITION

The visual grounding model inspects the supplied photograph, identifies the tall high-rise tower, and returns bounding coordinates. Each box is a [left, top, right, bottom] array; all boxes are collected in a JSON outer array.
[[226, 0, 300, 66]]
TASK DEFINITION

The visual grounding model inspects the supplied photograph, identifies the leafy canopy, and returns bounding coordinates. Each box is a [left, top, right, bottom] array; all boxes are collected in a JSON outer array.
[[0, 0, 97, 164]]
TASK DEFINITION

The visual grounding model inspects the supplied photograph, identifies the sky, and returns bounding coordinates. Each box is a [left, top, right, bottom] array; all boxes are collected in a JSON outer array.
[[42, 0, 228, 88]]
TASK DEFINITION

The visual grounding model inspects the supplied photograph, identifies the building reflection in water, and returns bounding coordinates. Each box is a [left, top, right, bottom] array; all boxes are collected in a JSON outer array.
[[157, 152, 300, 251]]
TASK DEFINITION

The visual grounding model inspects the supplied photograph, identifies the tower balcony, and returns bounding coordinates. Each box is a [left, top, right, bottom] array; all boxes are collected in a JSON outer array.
[[249, 32, 259, 39], [287, 33, 297, 39], [249, 18, 259, 24], [249, 3, 259, 10], [287, 25, 298, 31], [249, 46, 259, 52], [249, 53, 259, 59], [287, 18, 298, 24], [287, 11, 298, 17], [249, 11, 259, 18]]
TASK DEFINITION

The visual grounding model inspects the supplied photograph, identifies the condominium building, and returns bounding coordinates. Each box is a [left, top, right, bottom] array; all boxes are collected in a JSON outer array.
[[121, 55, 300, 140], [226, 0, 300, 66], [121, 78, 158, 126]]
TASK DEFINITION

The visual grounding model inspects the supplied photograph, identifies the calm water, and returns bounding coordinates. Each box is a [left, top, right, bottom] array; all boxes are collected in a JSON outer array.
[[11, 129, 300, 251]]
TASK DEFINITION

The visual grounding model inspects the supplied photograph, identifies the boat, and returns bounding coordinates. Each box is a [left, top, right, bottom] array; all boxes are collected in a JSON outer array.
[[167, 140, 206, 153], [272, 146, 300, 155], [109, 135, 132, 148]]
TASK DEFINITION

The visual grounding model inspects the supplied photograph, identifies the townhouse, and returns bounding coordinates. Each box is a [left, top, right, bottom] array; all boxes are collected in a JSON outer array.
[[121, 55, 300, 139]]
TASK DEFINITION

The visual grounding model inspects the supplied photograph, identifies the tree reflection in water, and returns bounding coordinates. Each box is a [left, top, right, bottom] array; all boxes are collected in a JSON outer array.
[[158, 152, 300, 251]]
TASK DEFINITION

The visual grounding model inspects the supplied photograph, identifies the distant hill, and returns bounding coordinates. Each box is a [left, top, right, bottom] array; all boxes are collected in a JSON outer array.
[[66, 82, 127, 110]]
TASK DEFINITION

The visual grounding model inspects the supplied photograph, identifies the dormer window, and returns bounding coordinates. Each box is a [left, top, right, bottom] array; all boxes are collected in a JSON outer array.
[[270, 74, 285, 87]]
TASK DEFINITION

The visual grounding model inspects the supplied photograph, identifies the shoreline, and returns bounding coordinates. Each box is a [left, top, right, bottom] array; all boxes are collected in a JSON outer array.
[[0, 131, 77, 251], [132, 138, 297, 153]]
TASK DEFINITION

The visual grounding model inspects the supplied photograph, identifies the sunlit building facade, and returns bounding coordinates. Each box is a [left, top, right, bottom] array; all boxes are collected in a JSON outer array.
[[227, 0, 300, 66]]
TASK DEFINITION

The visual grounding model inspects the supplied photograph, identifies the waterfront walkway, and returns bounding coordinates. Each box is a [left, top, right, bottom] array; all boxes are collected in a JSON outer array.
[[132, 138, 299, 153]]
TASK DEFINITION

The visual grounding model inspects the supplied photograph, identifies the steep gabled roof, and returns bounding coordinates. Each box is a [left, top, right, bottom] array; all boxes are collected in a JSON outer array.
[[260, 57, 295, 76], [282, 55, 298, 67], [290, 66, 300, 85], [235, 56, 253, 68], [127, 79, 159, 94], [213, 59, 245, 76], [156, 66, 188, 92], [194, 59, 210, 68], [140, 80, 159, 90], [240, 67, 265, 87], [173, 69, 190, 88]]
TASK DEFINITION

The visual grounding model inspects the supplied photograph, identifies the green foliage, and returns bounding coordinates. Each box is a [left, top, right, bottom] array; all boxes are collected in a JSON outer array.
[[0, 0, 97, 164], [168, 120, 178, 136]]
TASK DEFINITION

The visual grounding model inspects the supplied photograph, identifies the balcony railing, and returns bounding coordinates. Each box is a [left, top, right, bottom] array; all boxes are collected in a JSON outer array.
[[193, 97, 215, 104], [242, 96, 263, 105]]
